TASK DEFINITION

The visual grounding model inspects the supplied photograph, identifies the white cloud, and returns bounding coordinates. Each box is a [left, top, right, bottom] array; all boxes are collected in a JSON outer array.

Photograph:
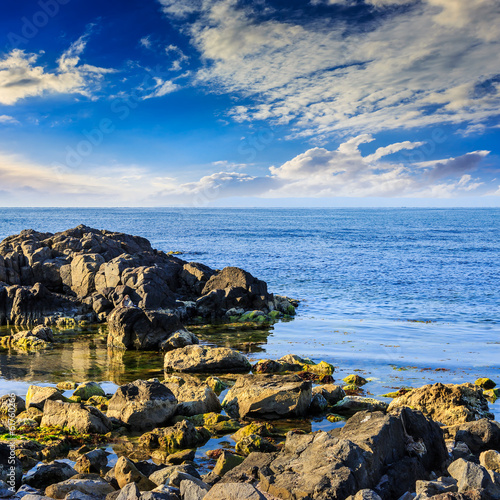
[[0, 115, 18, 124], [140, 36, 153, 49], [0, 35, 115, 105], [0, 136, 492, 205], [142, 78, 179, 99], [157, 0, 500, 138]]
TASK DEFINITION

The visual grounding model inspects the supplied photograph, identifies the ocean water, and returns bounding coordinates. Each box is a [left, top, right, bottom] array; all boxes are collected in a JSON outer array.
[[0, 208, 499, 414]]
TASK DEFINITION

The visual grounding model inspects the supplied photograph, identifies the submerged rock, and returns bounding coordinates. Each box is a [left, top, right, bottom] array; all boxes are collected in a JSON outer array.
[[388, 382, 494, 425], [164, 345, 251, 373], [222, 373, 312, 420], [107, 379, 177, 431]]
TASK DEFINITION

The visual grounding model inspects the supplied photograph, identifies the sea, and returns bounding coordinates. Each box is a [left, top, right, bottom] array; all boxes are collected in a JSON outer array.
[[0, 207, 499, 429]]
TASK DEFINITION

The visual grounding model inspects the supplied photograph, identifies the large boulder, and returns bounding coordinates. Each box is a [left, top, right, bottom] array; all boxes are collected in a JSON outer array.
[[41, 400, 112, 434], [113, 456, 156, 490], [222, 374, 312, 420], [165, 382, 221, 417], [444, 419, 500, 453], [257, 408, 447, 500], [44, 474, 115, 499], [107, 307, 188, 350], [164, 345, 251, 373], [388, 383, 493, 426], [107, 379, 177, 431], [25, 461, 77, 489], [26, 385, 65, 411]]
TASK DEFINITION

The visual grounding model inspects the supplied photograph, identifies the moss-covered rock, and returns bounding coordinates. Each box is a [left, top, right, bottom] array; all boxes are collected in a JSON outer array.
[[232, 422, 277, 442], [182, 412, 241, 434], [213, 450, 245, 476], [304, 360, 334, 376], [239, 310, 267, 323], [475, 378, 497, 390], [235, 433, 277, 455], [73, 382, 105, 401], [57, 381, 78, 391], [326, 414, 345, 423], [343, 374, 368, 386], [206, 376, 227, 395]]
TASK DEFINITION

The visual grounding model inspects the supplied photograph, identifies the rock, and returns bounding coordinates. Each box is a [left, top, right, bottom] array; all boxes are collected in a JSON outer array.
[[165, 382, 221, 417], [475, 378, 497, 390], [41, 400, 112, 434], [184, 413, 241, 434], [222, 374, 312, 420], [108, 308, 187, 351], [480, 450, 500, 473], [388, 383, 493, 426], [0, 480, 15, 498], [15, 484, 43, 498], [235, 435, 277, 455], [444, 419, 500, 453], [343, 374, 368, 386], [309, 392, 328, 413], [25, 462, 77, 489], [140, 420, 211, 452], [205, 377, 227, 395], [219, 452, 276, 485], [255, 408, 447, 500], [213, 452, 245, 477], [116, 482, 140, 500], [312, 384, 346, 405], [180, 262, 215, 295], [160, 331, 199, 352], [0, 443, 23, 488], [56, 382, 78, 391], [346, 490, 383, 500], [164, 346, 251, 374], [203, 482, 266, 500], [114, 456, 156, 491], [74, 449, 108, 475], [179, 478, 210, 500], [331, 396, 388, 415], [148, 464, 200, 487], [448, 458, 500, 495], [107, 380, 177, 431], [26, 385, 65, 410], [415, 477, 458, 497], [232, 422, 277, 442], [0, 394, 25, 415], [73, 382, 105, 400], [44, 475, 115, 499], [165, 449, 196, 465]]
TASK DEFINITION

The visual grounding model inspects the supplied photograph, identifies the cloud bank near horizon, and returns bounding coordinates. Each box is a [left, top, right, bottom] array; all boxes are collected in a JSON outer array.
[[0, 135, 494, 206]]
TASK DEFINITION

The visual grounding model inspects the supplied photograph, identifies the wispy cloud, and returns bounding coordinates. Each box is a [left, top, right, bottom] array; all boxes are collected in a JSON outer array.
[[156, 0, 500, 139], [0, 34, 115, 105], [0, 115, 18, 124]]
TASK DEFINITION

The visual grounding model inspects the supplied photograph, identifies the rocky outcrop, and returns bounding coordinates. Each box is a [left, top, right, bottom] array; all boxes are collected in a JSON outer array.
[[222, 374, 312, 420], [388, 383, 494, 426], [165, 381, 222, 417], [164, 345, 251, 373], [106, 379, 177, 430], [107, 307, 188, 350], [0, 226, 294, 326], [255, 408, 447, 499]]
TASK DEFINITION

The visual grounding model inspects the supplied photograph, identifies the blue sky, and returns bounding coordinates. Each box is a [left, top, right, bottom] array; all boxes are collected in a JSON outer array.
[[0, 0, 499, 206]]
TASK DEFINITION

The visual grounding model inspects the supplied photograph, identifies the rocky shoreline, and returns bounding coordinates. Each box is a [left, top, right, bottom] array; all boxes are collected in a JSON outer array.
[[1, 227, 500, 500]]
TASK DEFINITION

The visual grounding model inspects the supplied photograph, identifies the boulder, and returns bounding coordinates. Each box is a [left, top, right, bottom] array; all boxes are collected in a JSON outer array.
[[312, 385, 345, 405], [222, 374, 312, 419], [44, 475, 115, 499], [108, 308, 188, 351], [213, 452, 245, 477], [148, 463, 200, 487], [203, 482, 266, 500], [388, 383, 493, 425], [480, 450, 500, 473], [448, 458, 500, 495], [160, 331, 199, 352], [0, 394, 25, 415], [116, 482, 140, 500], [73, 382, 105, 401], [113, 456, 156, 490], [164, 345, 251, 374], [107, 380, 177, 431], [332, 396, 388, 415], [180, 478, 210, 500], [165, 382, 221, 417], [74, 449, 108, 475], [444, 419, 500, 454], [26, 385, 65, 411], [41, 400, 112, 434], [140, 420, 211, 452], [25, 462, 77, 489]]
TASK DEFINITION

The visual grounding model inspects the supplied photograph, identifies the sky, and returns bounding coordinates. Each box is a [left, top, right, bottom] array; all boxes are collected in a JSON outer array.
[[0, 0, 499, 207]]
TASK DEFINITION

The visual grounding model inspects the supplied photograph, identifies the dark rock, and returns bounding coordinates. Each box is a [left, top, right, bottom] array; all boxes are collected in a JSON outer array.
[[74, 449, 108, 475], [445, 420, 500, 454], [25, 461, 77, 489]]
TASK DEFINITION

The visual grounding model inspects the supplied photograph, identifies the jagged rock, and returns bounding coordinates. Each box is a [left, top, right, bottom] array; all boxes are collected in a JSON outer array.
[[448, 458, 500, 495], [414, 477, 458, 498], [148, 463, 200, 487], [312, 385, 346, 405], [444, 419, 500, 454], [213, 452, 245, 477], [0, 394, 25, 415], [388, 383, 493, 426], [164, 345, 251, 374], [116, 482, 140, 500], [222, 374, 311, 420], [180, 477, 210, 500], [25, 462, 77, 489], [107, 308, 188, 350], [179, 263, 215, 295], [164, 382, 221, 417], [41, 400, 112, 434], [107, 380, 177, 431], [255, 408, 447, 500]]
